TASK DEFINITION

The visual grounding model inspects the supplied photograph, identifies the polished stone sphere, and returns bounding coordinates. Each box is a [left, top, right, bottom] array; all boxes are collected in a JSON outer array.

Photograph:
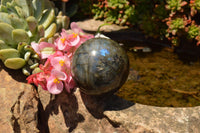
[[71, 38, 129, 95]]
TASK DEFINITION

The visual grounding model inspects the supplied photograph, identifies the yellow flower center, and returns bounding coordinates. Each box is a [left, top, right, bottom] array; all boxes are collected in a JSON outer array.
[[59, 60, 65, 66], [53, 78, 60, 84], [60, 38, 66, 44], [72, 33, 78, 38]]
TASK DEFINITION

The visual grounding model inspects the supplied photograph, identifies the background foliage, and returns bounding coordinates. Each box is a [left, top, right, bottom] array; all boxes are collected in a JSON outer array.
[[73, 0, 200, 47]]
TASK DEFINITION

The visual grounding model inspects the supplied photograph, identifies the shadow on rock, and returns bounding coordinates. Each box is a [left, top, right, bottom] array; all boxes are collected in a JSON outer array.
[[0, 61, 27, 83], [38, 89, 84, 133], [80, 91, 135, 119]]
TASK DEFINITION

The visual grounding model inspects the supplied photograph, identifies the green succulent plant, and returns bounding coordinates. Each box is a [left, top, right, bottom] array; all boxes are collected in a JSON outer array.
[[165, 0, 187, 13], [0, 0, 70, 75], [92, 0, 136, 26], [187, 24, 200, 39]]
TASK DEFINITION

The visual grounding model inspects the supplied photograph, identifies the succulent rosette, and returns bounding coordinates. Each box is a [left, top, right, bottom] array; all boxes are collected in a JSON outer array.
[[0, 0, 69, 75]]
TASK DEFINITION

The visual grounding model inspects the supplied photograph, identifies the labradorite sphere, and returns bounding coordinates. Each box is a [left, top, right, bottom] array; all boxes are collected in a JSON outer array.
[[71, 38, 129, 95]]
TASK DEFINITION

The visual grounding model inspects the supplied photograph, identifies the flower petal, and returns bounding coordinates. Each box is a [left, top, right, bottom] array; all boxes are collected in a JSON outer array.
[[56, 37, 68, 50], [39, 42, 56, 49], [47, 76, 63, 94], [50, 56, 63, 70], [64, 75, 76, 93], [39, 42, 56, 59], [31, 42, 40, 54], [70, 22, 83, 33], [70, 35, 80, 46], [50, 56, 70, 71], [61, 29, 68, 38], [51, 69, 67, 80], [41, 48, 56, 59]]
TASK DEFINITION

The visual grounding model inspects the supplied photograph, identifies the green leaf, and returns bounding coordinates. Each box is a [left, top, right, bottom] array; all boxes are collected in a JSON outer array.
[[4, 57, 26, 69], [9, 13, 27, 29], [26, 16, 38, 34], [0, 12, 12, 24], [17, 42, 27, 55], [32, 0, 45, 20], [39, 9, 55, 29], [1, 0, 12, 6], [44, 23, 56, 38], [12, 29, 30, 47], [14, 0, 34, 17], [14, 5, 26, 18], [0, 48, 20, 61], [0, 40, 11, 49], [0, 22, 14, 45]]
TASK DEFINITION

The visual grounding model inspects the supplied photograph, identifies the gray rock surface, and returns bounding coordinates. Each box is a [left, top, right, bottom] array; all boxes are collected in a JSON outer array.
[[76, 19, 129, 32], [104, 104, 200, 133]]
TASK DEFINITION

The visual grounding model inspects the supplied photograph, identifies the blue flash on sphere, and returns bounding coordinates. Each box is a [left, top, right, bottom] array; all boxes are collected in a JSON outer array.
[[100, 49, 110, 56]]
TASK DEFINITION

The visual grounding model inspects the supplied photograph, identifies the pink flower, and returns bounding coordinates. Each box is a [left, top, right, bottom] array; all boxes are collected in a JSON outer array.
[[47, 69, 67, 94], [70, 22, 84, 34], [27, 73, 47, 90], [55, 29, 80, 51], [28, 22, 94, 94], [70, 22, 94, 47], [64, 74, 76, 93], [55, 22, 94, 52], [55, 29, 69, 50], [31, 42, 56, 59], [67, 33, 81, 47], [26, 65, 51, 91], [50, 54, 70, 72]]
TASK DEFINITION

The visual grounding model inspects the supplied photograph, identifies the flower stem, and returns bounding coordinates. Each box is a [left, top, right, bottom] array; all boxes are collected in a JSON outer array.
[[97, 23, 111, 33]]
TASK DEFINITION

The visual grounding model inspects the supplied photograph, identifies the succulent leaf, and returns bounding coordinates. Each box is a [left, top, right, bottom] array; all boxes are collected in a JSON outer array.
[[17, 42, 27, 55], [24, 51, 31, 61], [29, 62, 39, 69], [37, 25, 45, 37], [24, 45, 36, 54], [32, 0, 44, 20], [0, 12, 12, 24], [27, 59, 34, 65], [0, 5, 8, 12], [0, 40, 11, 49], [14, 0, 34, 17], [39, 9, 55, 29], [26, 16, 38, 34], [14, 5, 26, 19], [5, 2, 18, 15], [9, 13, 26, 29], [56, 12, 70, 31], [1, 0, 12, 6], [0, 22, 14, 45], [4, 57, 25, 69], [44, 23, 56, 38], [12, 29, 30, 47], [22, 67, 30, 75], [0, 48, 20, 61], [31, 54, 39, 60], [61, 16, 70, 30]]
